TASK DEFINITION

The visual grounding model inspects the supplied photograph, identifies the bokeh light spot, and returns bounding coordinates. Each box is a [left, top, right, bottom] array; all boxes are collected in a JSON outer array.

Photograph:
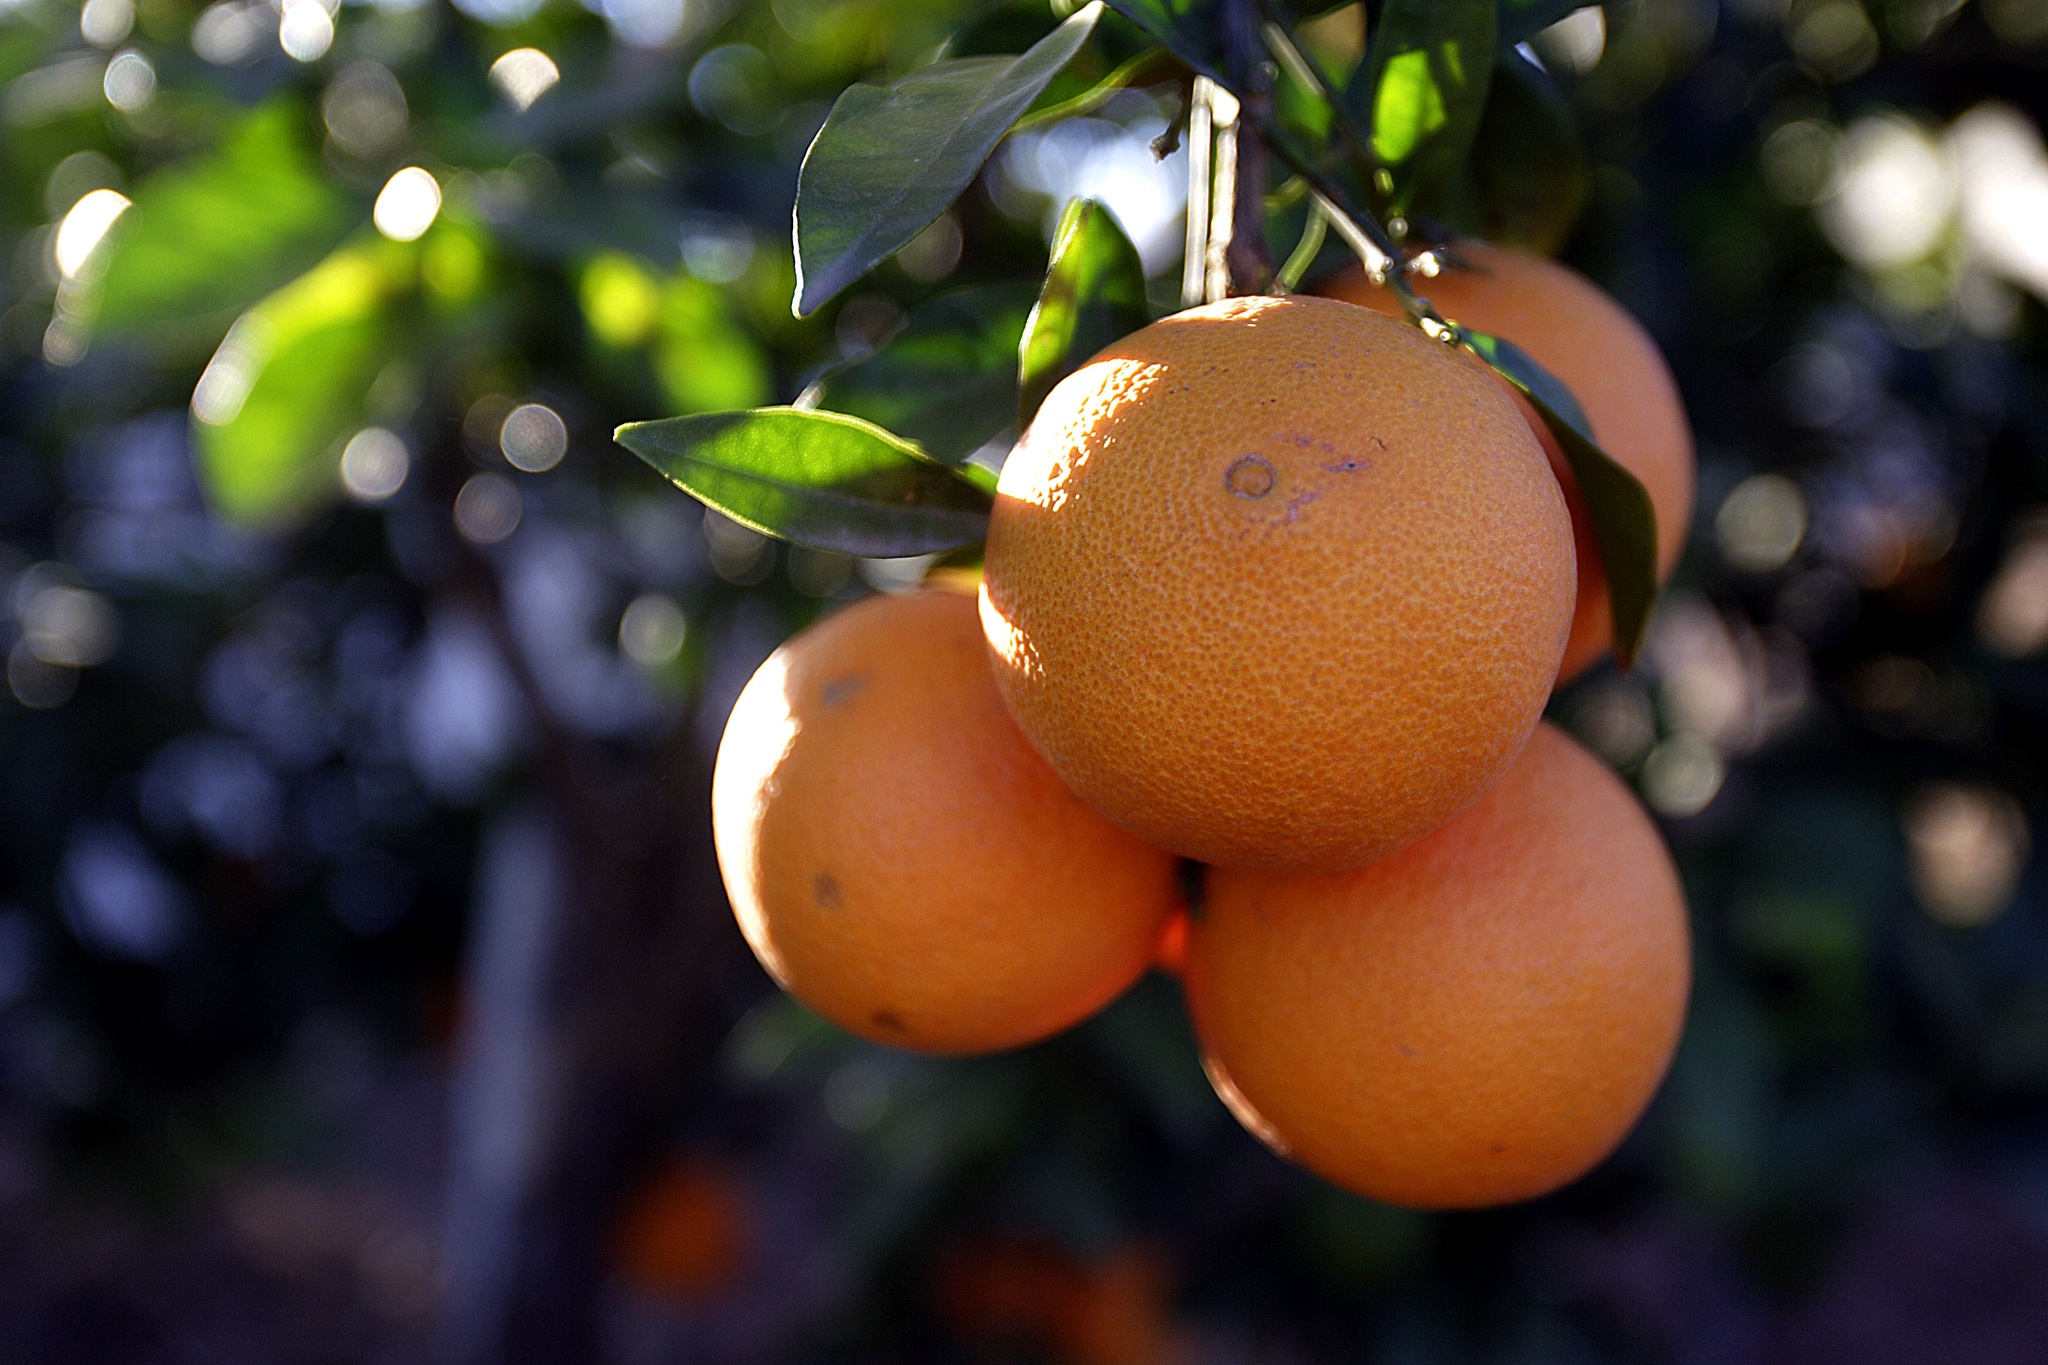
[[499, 403, 566, 472], [453, 473, 522, 545], [340, 428, 410, 503], [1715, 474, 1808, 573], [618, 594, 687, 667], [489, 48, 559, 111], [1905, 783, 2030, 927], [373, 167, 441, 242], [54, 188, 130, 279]]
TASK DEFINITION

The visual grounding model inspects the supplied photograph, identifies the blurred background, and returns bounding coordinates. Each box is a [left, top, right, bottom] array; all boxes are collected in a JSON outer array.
[[5, 0, 2048, 1361]]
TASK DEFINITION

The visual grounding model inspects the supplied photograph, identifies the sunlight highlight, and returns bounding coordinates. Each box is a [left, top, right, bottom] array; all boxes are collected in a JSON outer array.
[[373, 167, 441, 242], [54, 188, 130, 279]]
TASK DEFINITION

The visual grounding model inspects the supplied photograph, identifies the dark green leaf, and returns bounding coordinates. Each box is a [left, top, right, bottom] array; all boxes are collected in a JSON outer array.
[[192, 239, 413, 527], [1497, 0, 1599, 48], [1355, 0, 1495, 212], [92, 102, 361, 338], [1018, 199, 1151, 427], [1462, 329, 1657, 666], [1013, 47, 1186, 134], [811, 283, 1038, 466], [1103, 0, 1222, 77], [616, 409, 994, 557], [792, 3, 1102, 316], [1470, 51, 1587, 255]]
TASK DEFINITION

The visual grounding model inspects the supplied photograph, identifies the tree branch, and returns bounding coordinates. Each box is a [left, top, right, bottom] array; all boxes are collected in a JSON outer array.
[[1218, 0, 1271, 295]]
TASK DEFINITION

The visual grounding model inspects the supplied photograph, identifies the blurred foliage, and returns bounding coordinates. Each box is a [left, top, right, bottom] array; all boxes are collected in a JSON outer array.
[[4, 0, 2048, 1361]]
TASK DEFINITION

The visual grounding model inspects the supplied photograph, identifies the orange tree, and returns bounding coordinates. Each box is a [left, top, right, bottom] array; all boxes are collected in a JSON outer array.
[[615, 0, 1686, 1196]]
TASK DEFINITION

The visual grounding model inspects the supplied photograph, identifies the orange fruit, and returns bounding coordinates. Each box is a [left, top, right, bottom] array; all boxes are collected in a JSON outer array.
[[614, 1157, 749, 1300], [939, 1239, 1177, 1365], [1320, 241, 1695, 680], [981, 295, 1574, 873], [713, 587, 1179, 1055], [1184, 722, 1690, 1209]]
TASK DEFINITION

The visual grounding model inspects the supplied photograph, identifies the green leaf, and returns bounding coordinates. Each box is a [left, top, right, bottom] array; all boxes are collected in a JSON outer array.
[[1103, 0, 1222, 77], [1357, 0, 1495, 212], [1462, 329, 1657, 666], [192, 239, 414, 527], [1018, 199, 1150, 427], [1470, 50, 1586, 255], [1497, 0, 1599, 48], [792, 3, 1102, 316], [616, 409, 994, 557], [91, 102, 361, 338], [811, 283, 1038, 466]]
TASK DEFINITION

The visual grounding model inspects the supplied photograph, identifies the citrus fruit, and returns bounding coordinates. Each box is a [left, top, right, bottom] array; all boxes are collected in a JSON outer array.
[[1320, 241, 1695, 680], [614, 1156, 749, 1300], [980, 295, 1575, 873], [1183, 722, 1690, 1209], [712, 586, 1179, 1055]]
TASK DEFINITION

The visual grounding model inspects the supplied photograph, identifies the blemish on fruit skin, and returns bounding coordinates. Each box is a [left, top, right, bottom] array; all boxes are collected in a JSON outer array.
[[1280, 491, 1320, 524], [871, 1010, 907, 1033], [1323, 457, 1371, 473], [1225, 455, 1276, 499], [813, 872, 844, 910], [821, 675, 867, 706]]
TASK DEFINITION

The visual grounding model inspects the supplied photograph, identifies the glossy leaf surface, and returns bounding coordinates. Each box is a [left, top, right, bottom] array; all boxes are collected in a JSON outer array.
[[1497, 0, 1599, 48], [1471, 50, 1587, 254], [811, 283, 1038, 467], [792, 3, 1101, 316], [1103, 0, 1222, 77], [617, 409, 994, 556], [1358, 0, 1495, 212], [1463, 328, 1658, 665], [1018, 199, 1150, 427]]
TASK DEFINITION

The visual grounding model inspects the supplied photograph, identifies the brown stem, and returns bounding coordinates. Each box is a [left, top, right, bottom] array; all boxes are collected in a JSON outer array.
[[1219, 0, 1271, 295]]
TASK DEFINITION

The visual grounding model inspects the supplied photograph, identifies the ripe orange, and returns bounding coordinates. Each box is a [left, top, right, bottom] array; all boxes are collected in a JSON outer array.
[[1183, 722, 1690, 1209], [939, 1239, 1176, 1365], [981, 295, 1575, 873], [614, 1157, 749, 1300], [713, 587, 1179, 1055], [1320, 242, 1695, 680]]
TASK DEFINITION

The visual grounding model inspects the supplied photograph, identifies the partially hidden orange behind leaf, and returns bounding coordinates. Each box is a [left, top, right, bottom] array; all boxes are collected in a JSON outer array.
[[1319, 241, 1695, 681]]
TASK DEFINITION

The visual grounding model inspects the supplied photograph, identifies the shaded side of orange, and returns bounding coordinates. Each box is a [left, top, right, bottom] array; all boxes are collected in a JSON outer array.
[[1184, 722, 1691, 1209], [982, 295, 1575, 873], [1320, 243, 1695, 679], [712, 587, 1180, 1055]]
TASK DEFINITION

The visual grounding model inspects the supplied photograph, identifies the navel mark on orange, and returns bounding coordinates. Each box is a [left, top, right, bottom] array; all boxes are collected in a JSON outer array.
[[1225, 455, 1276, 499]]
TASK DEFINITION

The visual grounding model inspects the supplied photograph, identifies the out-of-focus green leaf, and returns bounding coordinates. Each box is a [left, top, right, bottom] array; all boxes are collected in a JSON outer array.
[[1461, 328, 1657, 665], [91, 102, 360, 337], [192, 238, 413, 527], [1018, 199, 1150, 427], [812, 283, 1038, 465], [582, 254, 774, 416], [1103, 0, 1221, 76], [1355, 0, 1495, 212], [1497, 0, 1600, 48], [656, 277, 774, 415], [792, 3, 1102, 316], [616, 409, 994, 557], [1470, 50, 1586, 254]]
